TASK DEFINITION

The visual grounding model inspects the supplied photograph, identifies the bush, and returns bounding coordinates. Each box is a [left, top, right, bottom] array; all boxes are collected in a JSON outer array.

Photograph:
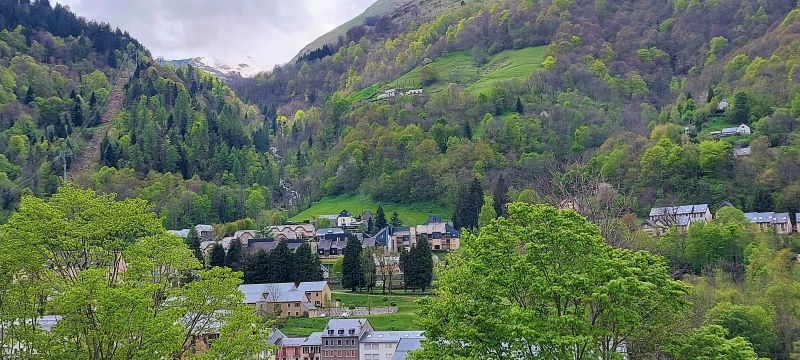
[[348, 305, 356, 310], [335, 298, 342, 302], [390, 301, 397, 306], [383, 297, 389, 302]]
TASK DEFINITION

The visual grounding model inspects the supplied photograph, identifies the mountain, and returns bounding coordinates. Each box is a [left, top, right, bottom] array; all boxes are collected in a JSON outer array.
[[156, 56, 261, 80], [0, 0, 277, 228], [292, 0, 479, 62], [232, 0, 800, 229]]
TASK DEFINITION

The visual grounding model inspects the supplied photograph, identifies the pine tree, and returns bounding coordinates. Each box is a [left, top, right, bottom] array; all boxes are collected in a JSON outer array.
[[367, 217, 374, 234], [412, 235, 433, 292], [208, 243, 226, 268], [269, 240, 294, 283], [24, 86, 35, 103], [390, 211, 402, 227], [185, 227, 203, 264], [89, 91, 97, 107], [375, 206, 388, 230], [707, 87, 715, 103], [244, 249, 271, 284], [224, 239, 244, 271], [492, 175, 509, 217], [360, 246, 376, 293], [516, 97, 524, 115], [293, 242, 323, 282], [72, 101, 84, 126], [342, 235, 364, 291]]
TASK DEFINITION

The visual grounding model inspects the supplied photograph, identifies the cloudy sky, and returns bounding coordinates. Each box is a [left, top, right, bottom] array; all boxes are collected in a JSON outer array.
[[55, 0, 375, 72]]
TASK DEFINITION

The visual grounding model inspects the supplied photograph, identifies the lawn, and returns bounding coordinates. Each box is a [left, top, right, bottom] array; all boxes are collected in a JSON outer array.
[[288, 194, 450, 226], [279, 291, 431, 336], [697, 117, 754, 146], [386, 46, 547, 94]]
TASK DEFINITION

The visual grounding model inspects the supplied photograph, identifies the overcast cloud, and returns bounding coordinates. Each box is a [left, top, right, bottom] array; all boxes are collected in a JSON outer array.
[[55, 0, 375, 72]]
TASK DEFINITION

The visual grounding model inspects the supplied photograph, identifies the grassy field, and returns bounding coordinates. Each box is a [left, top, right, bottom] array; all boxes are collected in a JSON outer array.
[[698, 117, 753, 146], [289, 194, 450, 225], [279, 291, 431, 336], [388, 46, 547, 94]]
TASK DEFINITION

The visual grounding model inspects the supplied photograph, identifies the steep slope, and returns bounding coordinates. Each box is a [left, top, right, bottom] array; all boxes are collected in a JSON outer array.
[[292, 0, 473, 62]]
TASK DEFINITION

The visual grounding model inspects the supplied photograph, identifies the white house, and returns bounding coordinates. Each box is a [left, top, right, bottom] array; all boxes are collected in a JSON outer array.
[[359, 331, 424, 360], [337, 210, 356, 228]]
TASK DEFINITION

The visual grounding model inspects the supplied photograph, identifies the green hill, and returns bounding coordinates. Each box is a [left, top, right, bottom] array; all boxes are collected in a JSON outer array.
[[388, 46, 547, 94], [289, 195, 450, 226]]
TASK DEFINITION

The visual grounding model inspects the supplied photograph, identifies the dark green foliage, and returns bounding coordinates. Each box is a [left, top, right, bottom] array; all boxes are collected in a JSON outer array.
[[408, 235, 433, 291], [341, 235, 364, 291], [293, 242, 323, 282], [453, 178, 484, 231], [515, 97, 524, 115], [375, 206, 388, 230], [728, 91, 750, 124], [269, 240, 293, 283], [185, 227, 203, 263], [390, 211, 402, 227], [492, 175, 508, 217], [244, 249, 271, 284], [208, 243, 226, 268], [224, 239, 244, 271]]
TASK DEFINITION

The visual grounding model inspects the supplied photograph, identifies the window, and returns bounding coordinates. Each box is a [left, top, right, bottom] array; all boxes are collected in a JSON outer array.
[[328, 330, 334, 335], [337, 339, 341, 346]]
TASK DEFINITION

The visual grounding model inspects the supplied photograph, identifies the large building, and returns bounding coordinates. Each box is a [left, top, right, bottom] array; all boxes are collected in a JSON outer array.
[[238, 281, 332, 318], [269, 224, 317, 240], [321, 319, 374, 360], [645, 204, 712, 235], [745, 212, 793, 235], [359, 331, 424, 360], [374, 215, 460, 253]]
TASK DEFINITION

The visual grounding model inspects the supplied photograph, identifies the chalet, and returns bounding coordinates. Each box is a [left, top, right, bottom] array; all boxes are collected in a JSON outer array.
[[377, 215, 460, 253], [745, 212, 793, 235], [337, 210, 356, 228], [710, 124, 750, 138], [238, 281, 332, 318], [317, 231, 374, 257]]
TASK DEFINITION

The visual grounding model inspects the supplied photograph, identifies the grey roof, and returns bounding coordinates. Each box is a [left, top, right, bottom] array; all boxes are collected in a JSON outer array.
[[278, 337, 307, 347], [247, 238, 304, 253], [36, 315, 61, 332], [239, 281, 328, 304], [268, 328, 286, 346], [360, 331, 424, 343], [323, 319, 372, 337], [745, 212, 791, 224], [195, 224, 213, 232], [303, 331, 323, 346], [392, 338, 424, 360], [649, 204, 709, 217], [315, 228, 345, 237]]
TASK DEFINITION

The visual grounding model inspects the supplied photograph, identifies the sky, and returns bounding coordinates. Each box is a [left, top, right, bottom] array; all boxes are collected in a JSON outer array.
[[55, 0, 375, 72]]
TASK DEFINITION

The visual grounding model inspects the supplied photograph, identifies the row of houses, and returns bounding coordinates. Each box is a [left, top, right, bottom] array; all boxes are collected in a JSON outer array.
[[270, 319, 423, 360], [374, 88, 424, 101], [179, 213, 460, 259], [644, 203, 800, 235]]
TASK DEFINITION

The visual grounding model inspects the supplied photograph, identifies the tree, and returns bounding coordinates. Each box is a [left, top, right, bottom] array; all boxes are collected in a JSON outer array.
[[269, 239, 294, 283], [420, 65, 437, 86], [478, 195, 496, 228], [453, 177, 484, 231], [293, 241, 323, 282], [375, 206, 388, 230], [224, 239, 244, 271], [375, 247, 394, 294], [706, 302, 777, 357], [665, 325, 760, 360], [492, 175, 509, 217], [515, 96, 524, 114], [208, 243, 226, 268], [342, 235, 364, 291], [413, 203, 689, 359], [0, 186, 268, 358], [361, 246, 377, 293], [410, 235, 433, 292], [729, 91, 750, 124], [390, 211, 402, 227], [186, 226, 203, 263], [399, 247, 411, 292], [245, 249, 271, 284]]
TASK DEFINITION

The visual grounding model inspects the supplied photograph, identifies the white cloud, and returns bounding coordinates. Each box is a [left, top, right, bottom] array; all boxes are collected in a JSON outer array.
[[55, 0, 374, 71]]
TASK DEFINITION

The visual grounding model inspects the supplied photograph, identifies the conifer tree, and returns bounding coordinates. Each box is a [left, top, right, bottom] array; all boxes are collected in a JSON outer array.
[[375, 206, 388, 230], [224, 239, 244, 271], [342, 235, 364, 291], [390, 211, 402, 227], [244, 249, 271, 284], [516, 96, 524, 114], [186, 227, 203, 263], [453, 177, 484, 230], [411, 235, 433, 292], [492, 175, 509, 217], [208, 243, 226, 268], [293, 241, 323, 282], [269, 239, 294, 283]]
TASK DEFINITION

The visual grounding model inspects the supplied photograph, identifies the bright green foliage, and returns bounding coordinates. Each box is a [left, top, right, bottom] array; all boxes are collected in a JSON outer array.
[[413, 203, 689, 359], [478, 195, 496, 228], [0, 186, 268, 357], [706, 302, 777, 357], [665, 325, 761, 360], [698, 140, 731, 173]]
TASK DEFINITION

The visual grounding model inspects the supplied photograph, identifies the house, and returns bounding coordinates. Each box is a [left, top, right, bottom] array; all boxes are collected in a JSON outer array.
[[168, 224, 214, 240], [238, 281, 332, 318], [337, 210, 356, 228], [414, 216, 460, 251], [361, 211, 373, 224], [317, 232, 374, 257], [359, 331, 424, 360], [275, 337, 305, 360], [266, 224, 316, 240], [373, 226, 413, 251], [246, 237, 307, 254], [745, 212, 793, 235], [645, 204, 712, 234], [321, 319, 374, 360], [712, 124, 751, 138], [733, 147, 751, 157], [405, 89, 424, 95]]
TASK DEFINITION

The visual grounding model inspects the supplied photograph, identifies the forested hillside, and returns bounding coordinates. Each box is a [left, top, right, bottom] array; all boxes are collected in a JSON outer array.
[[233, 0, 800, 224], [0, 0, 278, 227]]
